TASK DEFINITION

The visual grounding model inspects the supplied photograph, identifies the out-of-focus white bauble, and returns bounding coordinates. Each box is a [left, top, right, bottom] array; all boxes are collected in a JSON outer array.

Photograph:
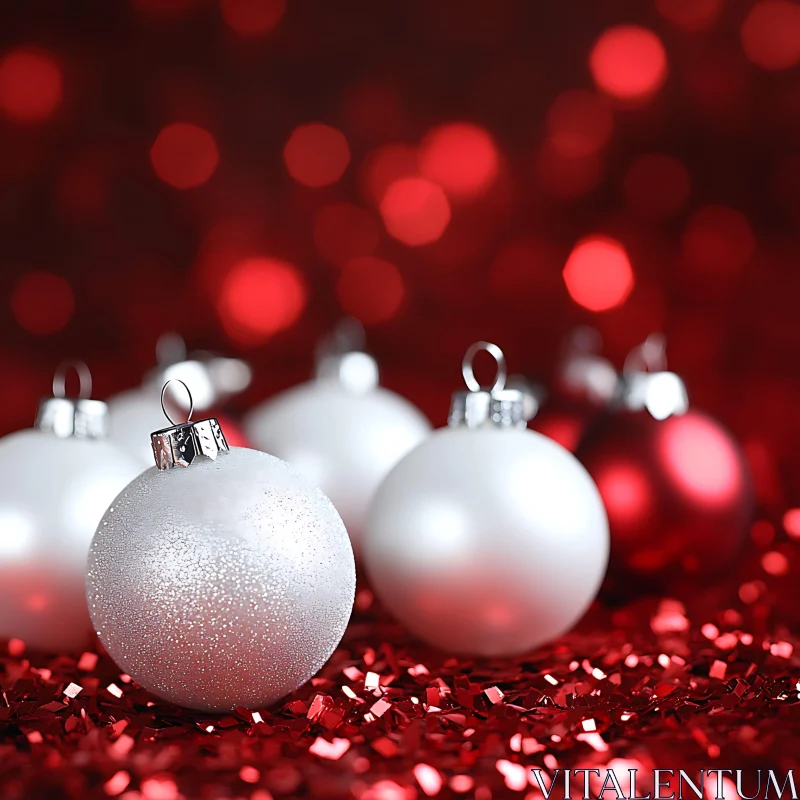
[[86, 446, 355, 712], [0, 429, 142, 652], [244, 378, 430, 553]]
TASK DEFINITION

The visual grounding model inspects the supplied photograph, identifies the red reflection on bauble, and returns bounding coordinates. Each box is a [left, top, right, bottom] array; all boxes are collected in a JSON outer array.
[[576, 409, 752, 591]]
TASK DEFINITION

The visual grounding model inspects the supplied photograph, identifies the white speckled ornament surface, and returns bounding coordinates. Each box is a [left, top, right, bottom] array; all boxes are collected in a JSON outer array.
[[86, 446, 355, 712], [244, 382, 430, 553]]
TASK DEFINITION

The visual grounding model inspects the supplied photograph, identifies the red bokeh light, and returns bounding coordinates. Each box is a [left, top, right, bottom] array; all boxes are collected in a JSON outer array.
[[380, 177, 451, 246], [546, 90, 614, 158], [336, 257, 405, 325], [562, 236, 634, 312], [623, 153, 691, 220], [284, 123, 350, 188], [590, 26, 668, 103], [218, 257, 307, 343], [659, 415, 741, 505], [418, 123, 499, 200], [656, 0, 723, 32], [681, 205, 756, 274], [150, 123, 219, 189], [741, 1, 800, 71], [0, 48, 62, 123], [313, 203, 380, 267], [489, 237, 564, 298], [784, 509, 800, 539], [11, 271, 75, 335], [536, 142, 603, 200], [360, 144, 419, 206], [131, 0, 195, 16], [220, 0, 286, 36]]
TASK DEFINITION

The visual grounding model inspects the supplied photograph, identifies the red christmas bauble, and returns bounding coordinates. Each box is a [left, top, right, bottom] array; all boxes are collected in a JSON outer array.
[[214, 411, 250, 448], [576, 409, 753, 590]]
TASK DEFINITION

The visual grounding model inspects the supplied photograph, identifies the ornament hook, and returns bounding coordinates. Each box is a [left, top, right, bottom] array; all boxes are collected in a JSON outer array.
[[156, 332, 188, 366], [53, 359, 92, 400], [160, 379, 194, 427], [462, 341, 507, 394], [623, 333, 668, 376]]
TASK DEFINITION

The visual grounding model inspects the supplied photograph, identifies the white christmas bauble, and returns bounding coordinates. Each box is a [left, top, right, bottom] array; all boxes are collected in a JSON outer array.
[[363, 426, 609, 657], [244, 382, 430, 553], [86, 446, 355, 712], [0, 430, 142, 652], [107, 386, 165, 467]]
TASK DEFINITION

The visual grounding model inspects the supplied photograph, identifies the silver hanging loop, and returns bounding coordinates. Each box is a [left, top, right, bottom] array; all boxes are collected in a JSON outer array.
[[36, 360, 108, 439], [160, 379, 194, 427], [151, 380, 229, 470], [449, 342, 534, 429], [53, 359, 93, 400], [461, 341, 507, 394]]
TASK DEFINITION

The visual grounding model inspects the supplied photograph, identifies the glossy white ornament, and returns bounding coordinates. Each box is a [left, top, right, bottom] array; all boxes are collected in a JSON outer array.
[[244, 346, 430, 553], [363, 343, 609, 658], [86, 444, 356, 712], [0, 371, 142, 652]]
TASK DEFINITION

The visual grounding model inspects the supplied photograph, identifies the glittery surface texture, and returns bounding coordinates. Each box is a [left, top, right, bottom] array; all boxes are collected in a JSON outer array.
[[86, 446, 356, 712], [4, 530, 800, 800]]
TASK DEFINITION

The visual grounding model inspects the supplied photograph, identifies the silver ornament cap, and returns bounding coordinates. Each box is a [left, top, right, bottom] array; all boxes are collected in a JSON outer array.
[[616, 333, 689, 421], [150, 380, 229, 470], [448, 342, 535, 429], [314, 318, 379, 394], [35, 360, 109, 440]]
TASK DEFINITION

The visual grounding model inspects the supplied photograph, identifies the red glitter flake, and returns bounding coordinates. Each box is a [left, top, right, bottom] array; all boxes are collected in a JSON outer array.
[[309, 737, 351, 760], [103, 771, 130, 796], [77, 652, 98, 671], [413, 763, 443, 796], [239, 766, 261, 783]]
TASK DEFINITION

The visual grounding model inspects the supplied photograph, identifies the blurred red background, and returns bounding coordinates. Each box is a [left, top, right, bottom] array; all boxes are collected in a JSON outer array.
[[1, 0, 800, 512]]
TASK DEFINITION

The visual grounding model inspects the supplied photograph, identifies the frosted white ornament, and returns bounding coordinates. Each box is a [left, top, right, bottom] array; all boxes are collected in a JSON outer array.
[[363, 342, 609, 658], [244, 323, 430, 553], [108, 334, 252, 467], [87, 381, 355, 712], [0, 362, 142, 653]]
